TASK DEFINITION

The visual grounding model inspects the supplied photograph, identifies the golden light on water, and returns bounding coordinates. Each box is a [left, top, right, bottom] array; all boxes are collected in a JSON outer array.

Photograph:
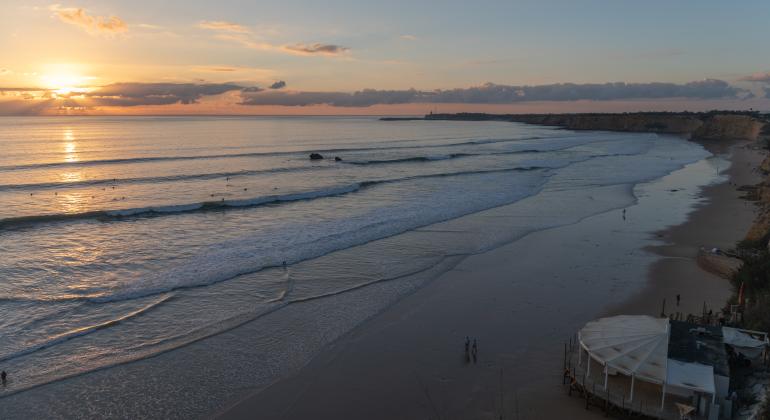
[[63, 129, 79, 163], [59, 170, 84, 183], [59, 128, 85, 185], [57, 192, 90, 215]]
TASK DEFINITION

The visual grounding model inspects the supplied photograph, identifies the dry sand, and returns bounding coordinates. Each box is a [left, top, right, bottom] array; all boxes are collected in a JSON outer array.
[[222, 140, 764, 420], [613, 142, 763, 317]]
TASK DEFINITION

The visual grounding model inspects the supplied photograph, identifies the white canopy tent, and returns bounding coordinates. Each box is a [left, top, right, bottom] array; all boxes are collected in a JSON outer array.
[[578, 315, 719, 411]]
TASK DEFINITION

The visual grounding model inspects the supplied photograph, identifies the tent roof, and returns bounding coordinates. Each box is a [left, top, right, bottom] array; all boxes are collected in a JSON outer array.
[[722, 327, 768, 349], [666, 359, 715, 395], [579, 315, 669, 383]]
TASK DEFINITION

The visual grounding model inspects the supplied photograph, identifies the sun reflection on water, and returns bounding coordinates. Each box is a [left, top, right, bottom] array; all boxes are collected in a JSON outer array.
[[63, 129, 78, 163], [55, 128, 90, 212], [57, 192, 90, 214]]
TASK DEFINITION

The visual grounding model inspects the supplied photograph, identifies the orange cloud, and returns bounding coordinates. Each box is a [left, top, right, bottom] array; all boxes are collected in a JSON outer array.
[[198, 21, 349, 57], [50, 4, 127, 36], [198, 20, 251, 34]]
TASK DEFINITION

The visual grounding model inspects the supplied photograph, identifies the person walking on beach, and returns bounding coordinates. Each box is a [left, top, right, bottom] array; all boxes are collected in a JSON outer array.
[[676, 294, 681, 307], [464, 337, 471, 363], [471, 339, 478, 363], [622, 208, 626, 220], [1, 370, 6, 385]]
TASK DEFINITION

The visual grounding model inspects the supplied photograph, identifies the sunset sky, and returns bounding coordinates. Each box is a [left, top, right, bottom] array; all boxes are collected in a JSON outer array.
[[2, 0, 770, 115]]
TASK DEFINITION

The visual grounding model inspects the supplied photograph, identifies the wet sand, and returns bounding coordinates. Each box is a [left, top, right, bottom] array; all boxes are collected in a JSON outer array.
[[222, 141, 764, 420]]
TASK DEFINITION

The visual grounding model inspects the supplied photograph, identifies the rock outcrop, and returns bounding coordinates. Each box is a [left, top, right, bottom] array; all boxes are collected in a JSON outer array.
[[696, 248, 743, 279]]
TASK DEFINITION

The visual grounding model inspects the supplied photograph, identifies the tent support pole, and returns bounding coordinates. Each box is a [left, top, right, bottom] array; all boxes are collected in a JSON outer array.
[[629, 375, 635, 402], [660, 383, 666, 411], [603, 365, 608, 390], [578, 345, 582, 366], [587, 355, 591, 376]]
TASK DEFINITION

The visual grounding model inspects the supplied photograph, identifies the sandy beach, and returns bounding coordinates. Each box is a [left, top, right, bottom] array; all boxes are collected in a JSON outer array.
[[222, 140, 764, 420]]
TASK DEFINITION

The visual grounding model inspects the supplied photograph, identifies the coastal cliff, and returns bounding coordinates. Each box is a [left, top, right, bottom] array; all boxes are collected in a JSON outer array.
[[746, 153, 770, 245], [421, 112, 767, 142]]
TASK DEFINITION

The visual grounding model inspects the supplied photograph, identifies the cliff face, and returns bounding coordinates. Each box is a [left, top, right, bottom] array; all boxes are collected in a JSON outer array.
[[692, 115, 765, 141], [744, 119, 770, 245], [507, 114, 764, 141], [508, 114, 704, 135], [425, 112, 767, 142]]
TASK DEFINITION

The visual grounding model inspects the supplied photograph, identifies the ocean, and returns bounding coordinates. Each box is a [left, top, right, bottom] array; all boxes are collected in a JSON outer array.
[[0, 115, 712, 400]]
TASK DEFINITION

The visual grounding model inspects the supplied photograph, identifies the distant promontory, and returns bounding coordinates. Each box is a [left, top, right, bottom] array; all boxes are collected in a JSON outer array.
[[384, 111, 770, 142]]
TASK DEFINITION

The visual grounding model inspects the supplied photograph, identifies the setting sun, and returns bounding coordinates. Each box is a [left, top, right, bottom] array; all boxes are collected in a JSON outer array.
[[40, 66, 94, 95]]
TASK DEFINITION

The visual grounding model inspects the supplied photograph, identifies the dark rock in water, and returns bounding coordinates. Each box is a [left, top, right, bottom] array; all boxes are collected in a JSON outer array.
[[309, 153, 324, 160], [334, 156, 342, 162]]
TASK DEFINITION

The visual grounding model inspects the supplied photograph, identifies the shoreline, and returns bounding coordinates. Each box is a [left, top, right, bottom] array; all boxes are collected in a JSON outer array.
[[0, 133, 759, 419], [605, 140, 763, 318], [222, 140, 763, 419]]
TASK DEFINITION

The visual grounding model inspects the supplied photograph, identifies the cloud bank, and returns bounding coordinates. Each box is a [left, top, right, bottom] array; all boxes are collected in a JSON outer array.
[[240, 80, 746, 107], [739, 72, 770, 83], [50, 5, 128, 35], [739, 71, 770, 98], [85, 82, 243, 106], [0, 79, 760, 115]]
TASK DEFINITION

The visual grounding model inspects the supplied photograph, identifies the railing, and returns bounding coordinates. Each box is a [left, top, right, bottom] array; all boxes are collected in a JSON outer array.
[[561, 337, 705, 419]]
